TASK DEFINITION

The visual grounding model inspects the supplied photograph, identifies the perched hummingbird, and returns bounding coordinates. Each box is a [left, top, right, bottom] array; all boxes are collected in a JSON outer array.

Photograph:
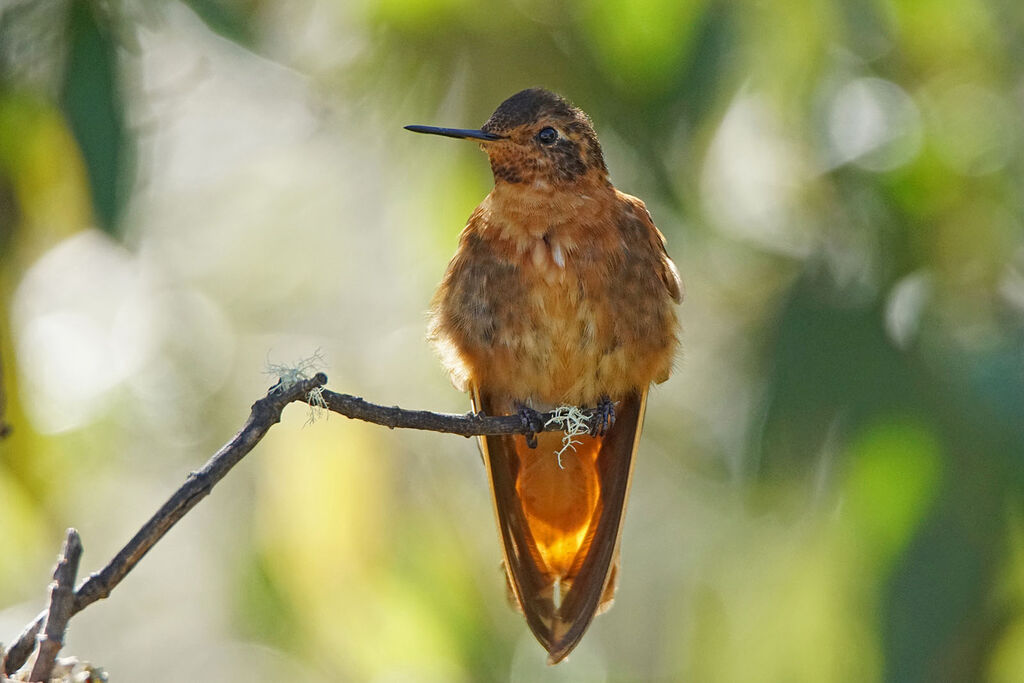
[[406, 88, 682, 663]]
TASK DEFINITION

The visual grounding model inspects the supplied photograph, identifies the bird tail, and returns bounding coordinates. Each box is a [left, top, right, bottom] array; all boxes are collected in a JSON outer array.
[[473, 389, 646, 663]]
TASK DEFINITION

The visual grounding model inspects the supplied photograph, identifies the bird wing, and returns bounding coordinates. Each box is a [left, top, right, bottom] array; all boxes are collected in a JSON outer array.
[[472, 389, 647, 663], [618, 190, 684, 304]]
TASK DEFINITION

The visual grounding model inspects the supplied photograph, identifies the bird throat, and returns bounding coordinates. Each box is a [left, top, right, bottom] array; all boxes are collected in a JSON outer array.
[[482, 175, 615, 279]]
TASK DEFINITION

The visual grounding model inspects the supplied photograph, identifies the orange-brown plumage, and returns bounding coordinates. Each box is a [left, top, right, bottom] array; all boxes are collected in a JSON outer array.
[[408, 88, 681, 663]]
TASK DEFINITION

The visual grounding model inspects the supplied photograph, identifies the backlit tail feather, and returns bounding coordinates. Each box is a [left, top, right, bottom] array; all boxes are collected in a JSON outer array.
[[473, 390, 647, 663]]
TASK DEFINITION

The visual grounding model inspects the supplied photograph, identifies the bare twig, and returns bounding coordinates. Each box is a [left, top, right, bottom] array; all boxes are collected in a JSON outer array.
[[2, 372, 326, 674], [2, 372, 595, 674], [319, 389, 601, 436], [28, 529, 83, 682]]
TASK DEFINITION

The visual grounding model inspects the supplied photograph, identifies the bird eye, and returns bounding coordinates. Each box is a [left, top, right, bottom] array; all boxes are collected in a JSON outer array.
[[537, 127, 558, 145]]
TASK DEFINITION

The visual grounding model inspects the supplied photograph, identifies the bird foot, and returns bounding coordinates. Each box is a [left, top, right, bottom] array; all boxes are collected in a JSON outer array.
[[590, 396, 616, 436], [517, 405, 545, 449]]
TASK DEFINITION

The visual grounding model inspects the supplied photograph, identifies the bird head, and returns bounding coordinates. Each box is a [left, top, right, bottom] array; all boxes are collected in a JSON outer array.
[[406, 88, 608, 188]]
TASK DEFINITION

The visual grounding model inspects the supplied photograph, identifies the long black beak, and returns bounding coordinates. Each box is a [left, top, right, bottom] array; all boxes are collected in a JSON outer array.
[[404, 125, 503, 141]]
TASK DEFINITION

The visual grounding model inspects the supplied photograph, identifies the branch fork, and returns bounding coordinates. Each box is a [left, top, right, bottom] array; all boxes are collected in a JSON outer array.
[[2, 372, 600, 675]]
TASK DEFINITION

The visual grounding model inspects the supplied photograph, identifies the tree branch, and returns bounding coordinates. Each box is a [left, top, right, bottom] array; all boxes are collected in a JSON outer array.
[[2, 372, 593, 674], [319, 388, 600, 436], [28, 529, 83, 682]]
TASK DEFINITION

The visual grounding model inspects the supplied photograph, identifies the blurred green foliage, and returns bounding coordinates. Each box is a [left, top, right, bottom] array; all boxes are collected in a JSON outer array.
[[60, 0, 130, 236], [1, 0, 1023, 681]]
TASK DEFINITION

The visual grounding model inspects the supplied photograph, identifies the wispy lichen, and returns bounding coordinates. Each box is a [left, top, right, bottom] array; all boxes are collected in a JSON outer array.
[[544, 405, 591, 468], [265, 349, 327, 424]]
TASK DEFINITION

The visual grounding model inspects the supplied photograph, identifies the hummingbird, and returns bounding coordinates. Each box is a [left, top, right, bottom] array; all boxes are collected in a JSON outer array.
[[406, 88, 682, 663]]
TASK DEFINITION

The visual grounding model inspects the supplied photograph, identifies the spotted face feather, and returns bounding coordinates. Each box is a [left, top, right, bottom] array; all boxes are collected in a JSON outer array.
[[480, 88, 607, 185]]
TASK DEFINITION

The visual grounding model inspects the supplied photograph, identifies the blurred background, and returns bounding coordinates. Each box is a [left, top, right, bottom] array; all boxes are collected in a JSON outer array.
[[1, 0, 1023, 680]]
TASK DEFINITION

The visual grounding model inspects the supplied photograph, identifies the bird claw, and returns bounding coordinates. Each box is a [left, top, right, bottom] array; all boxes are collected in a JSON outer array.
[[517, 405, 544, 449], [590, 396, 616, 436]]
